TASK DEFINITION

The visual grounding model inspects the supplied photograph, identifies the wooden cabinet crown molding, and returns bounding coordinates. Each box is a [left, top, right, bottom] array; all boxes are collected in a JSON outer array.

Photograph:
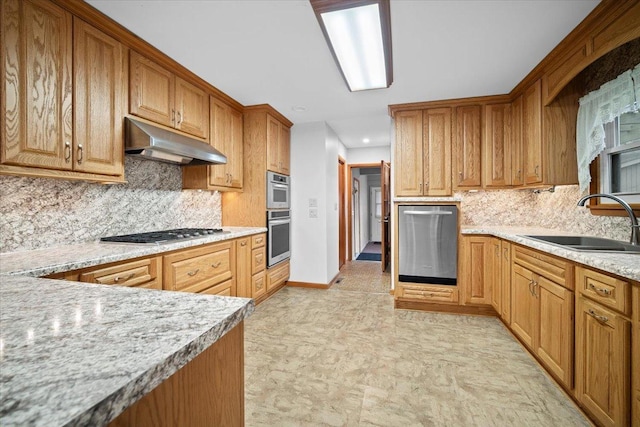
[[50, 0, 243, 112], [389, 94, 510, 118], [243, 104, 293, 128]]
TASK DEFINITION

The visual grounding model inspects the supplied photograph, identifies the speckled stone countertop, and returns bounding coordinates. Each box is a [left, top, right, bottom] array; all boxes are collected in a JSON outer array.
[[462, 226, 640, 282], [0, 226, 266, 277], [0, 275, 254, 426]]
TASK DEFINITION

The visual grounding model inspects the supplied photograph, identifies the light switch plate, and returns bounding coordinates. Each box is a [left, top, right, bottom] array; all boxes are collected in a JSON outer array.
[[309, 208, 318, 218], [309, 198, 317, 207]]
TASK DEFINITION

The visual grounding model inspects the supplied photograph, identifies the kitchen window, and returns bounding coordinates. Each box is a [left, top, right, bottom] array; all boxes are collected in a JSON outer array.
[[600, 111, 640, 204]]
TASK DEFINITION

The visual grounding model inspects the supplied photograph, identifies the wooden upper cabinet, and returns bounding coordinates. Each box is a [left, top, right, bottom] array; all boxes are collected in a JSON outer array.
[[523, 79, 543, 185], [511, 95, 524, 186], [208, 96, 242, 189], [130, 51, 209, 139], [394, 110, 423, 196], [484, 103, 511, 188], [453, 105, 482, 189], [175, 76, 208, 139], [266, 113, 290, 175], [279, 125, 290, 175], [423, 108, 452, 196], [1, 0, 73, 170], [129, 51, 175, 128], [73, 18, 126, 176]]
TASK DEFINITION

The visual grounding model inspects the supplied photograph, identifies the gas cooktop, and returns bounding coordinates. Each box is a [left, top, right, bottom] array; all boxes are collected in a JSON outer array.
[[100, 228, 227, 244]]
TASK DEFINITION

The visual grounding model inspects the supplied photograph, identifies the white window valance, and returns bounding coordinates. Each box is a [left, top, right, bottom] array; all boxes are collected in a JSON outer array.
[[576, 63, 640, 192]]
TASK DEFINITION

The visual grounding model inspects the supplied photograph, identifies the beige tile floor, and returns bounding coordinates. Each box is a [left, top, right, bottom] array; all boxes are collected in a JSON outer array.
[[244, 262, 590, 427]]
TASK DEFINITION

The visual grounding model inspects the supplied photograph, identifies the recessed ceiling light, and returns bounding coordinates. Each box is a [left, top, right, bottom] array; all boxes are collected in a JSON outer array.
[[363, 138, 370, 143], [292, 105, 307, 112]]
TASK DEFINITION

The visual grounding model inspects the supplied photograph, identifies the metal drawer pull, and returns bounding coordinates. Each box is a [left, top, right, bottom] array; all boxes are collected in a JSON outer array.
[[64, 141, 71, 162], [589, 283, 611, 296], [256, 238, 263, 243], [528, 279, 534, 296], [532, 281, 538, 298], [240, 241, 247, 247], [113, 273, 135, 283], [77, 144, 83, 163], [211, 262, 222, 268], [187, 269, 199, 276], [587, 308, 608, 323], [503, 247, 508, 261]]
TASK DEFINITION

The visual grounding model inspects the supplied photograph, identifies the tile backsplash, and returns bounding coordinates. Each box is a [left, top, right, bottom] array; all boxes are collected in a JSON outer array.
[[459, 185, 630, 241], [0, 158, 221, 252]]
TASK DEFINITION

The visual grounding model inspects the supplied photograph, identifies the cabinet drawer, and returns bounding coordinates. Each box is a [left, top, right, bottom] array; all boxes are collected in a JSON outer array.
[[577, 266, 631, 316], [78, 256, 161, 290], [252, 247, 266, 275], [267, 261, 289, 292], [164, 241, 234, 293], [199, 278, 234, 297], [252, 272, 266, 299], [252, 233, 266, 249], [513, 245, 573, 289], [397, 284, 459, 304]]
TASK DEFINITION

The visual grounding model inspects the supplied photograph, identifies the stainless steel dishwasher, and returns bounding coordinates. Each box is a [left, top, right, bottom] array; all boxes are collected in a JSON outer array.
[[398, 205, 458, 285]]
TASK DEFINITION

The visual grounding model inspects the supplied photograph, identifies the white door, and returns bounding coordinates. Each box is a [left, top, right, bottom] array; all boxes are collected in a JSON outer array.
[[370, 187, 382, 242]]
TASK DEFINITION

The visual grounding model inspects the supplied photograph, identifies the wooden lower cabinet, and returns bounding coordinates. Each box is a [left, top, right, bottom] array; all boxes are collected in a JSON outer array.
[[266, 260, 289, 293], [490, 238, 502, 314], [634, 285, 640, 427], [200, 278, 234, 297], [396, 284, 458, 304], [163, 241, 235, 294], [109, 322, 244, 427], [460, 236, 491, 306], [511, 247, 574, 389], [500, 241, 511, 324], [575, 295, 631, 427], [235, 237, 251, 298], [252, 272, 266, 300], [64, 256, 162, 290]]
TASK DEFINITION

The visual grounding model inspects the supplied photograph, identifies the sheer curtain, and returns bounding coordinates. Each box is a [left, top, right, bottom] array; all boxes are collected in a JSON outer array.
[[576, 64, 640, 192]]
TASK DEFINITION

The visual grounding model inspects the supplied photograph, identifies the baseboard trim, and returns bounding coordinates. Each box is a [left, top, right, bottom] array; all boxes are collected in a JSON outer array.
[[394, 300, 499, 317], [287, 281, 331, 289]]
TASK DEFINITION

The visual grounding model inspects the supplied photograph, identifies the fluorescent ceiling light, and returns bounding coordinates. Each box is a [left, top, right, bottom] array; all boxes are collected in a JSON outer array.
[[311, 0, 393, 92], [363, 138, 370, 143]]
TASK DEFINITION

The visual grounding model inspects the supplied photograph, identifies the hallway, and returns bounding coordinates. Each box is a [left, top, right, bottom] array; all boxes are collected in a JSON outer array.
[[244, 280, 589, 426]]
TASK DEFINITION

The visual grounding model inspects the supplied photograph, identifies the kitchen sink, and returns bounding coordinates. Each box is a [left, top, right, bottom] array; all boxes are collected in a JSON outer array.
[[524, 235, 640, 253]]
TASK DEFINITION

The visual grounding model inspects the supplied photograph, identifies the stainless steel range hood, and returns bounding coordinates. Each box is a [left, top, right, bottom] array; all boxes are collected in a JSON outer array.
[[125, 117, 227, 166]]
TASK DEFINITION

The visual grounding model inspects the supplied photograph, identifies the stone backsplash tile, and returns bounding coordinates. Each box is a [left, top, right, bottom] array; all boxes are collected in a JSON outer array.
[[1, 158, 221, 252], [459, 185, 630, 242]]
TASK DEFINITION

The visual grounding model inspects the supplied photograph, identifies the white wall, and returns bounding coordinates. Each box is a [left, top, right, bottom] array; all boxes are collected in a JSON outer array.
[[290, 122, 329, 284], [347, 146, 390, 164], [289, 121, 347, 285]]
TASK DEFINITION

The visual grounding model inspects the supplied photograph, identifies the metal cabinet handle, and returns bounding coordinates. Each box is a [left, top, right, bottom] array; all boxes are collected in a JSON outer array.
[[172, 109, 176, 124], [77, 144, 83, 164], [113, 273, 135, 283], [495, 246, 500, 257], [587, 308, 609, 323], [177, 111, 182, 125], [532, 281, 538, 298], [187, 269, 199, 277], [64, 142, 71, 162], [534, 165, 540, 178], [503, 247, 509, 261], [589, 283, 611, 296], [211, 261, 221, 268], [256, 237, 263, 244], [240, 241, 247, 247], [528, 279, 534, 295]]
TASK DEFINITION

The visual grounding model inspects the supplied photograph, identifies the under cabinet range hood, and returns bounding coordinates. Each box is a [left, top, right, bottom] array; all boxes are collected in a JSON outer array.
[[124, 117, 227, 166]]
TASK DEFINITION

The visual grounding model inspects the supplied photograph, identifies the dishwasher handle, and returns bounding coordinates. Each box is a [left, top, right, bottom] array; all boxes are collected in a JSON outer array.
[[403, 210, 453, 215]]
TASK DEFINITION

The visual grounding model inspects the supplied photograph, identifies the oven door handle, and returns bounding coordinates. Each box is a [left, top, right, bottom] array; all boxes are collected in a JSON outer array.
[[271, 183, 289, 189], [269, 219, 291, 225]]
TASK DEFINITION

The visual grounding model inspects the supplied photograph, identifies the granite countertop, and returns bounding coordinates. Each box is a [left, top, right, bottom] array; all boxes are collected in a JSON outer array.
[[0, 275, 254, 426], [462, 226, 640, 282], [0, 226, 267, 277]]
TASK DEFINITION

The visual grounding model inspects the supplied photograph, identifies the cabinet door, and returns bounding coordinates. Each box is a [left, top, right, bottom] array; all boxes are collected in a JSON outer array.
[[576, 296, 631, 427], [394, 110, 423, 196], [511, 95, 524, 186], [175, 76, 209, 139], [229, 108, 243, 187], [501, 241, 511, 324], [523, 80, 543, 185], [490, 239, 502, 313], [235, 237, 251, 298], [279, 125, 290, 175], [423, 108, 452, 196], [266, 113, 280, 173], [130, 51, 174, 127], [453, 105, 482, 188], [633, 285, 640, 427], [461, 236, 491, 305], [73, 18, 125, 176], [511, 263, 537, 350], [484, 103, 512, 188], [209, 97, 230, 187], [536, 275, 574, 389], [2, 0, 73, 170]]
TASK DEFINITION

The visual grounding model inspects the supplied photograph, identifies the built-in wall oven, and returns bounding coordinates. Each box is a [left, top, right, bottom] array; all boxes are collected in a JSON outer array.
[[266, 171, 290, 209], [267, 209, 291, 267]]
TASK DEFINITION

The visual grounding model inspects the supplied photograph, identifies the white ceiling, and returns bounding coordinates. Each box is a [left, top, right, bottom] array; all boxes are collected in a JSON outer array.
[[87, 0, 599, 148]]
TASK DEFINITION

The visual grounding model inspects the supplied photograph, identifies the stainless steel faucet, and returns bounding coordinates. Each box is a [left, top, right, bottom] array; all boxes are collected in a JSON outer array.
[[577, 193, 640, 245]]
